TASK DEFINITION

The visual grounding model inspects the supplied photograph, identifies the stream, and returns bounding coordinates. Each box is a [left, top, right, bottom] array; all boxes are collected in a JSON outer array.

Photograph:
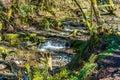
[[38, 38, 74, 67], [0, 15, 119, 79], [0, 22, 87, 80]]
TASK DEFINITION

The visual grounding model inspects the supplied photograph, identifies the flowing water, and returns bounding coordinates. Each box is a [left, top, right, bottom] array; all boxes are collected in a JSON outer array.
[[39, 40, 66, 51], [38, 38, 74, 67], [0, 21, 88, 80]]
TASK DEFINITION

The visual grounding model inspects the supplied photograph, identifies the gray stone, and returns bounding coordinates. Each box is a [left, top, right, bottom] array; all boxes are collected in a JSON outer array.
[[0, 63, 7, 70]]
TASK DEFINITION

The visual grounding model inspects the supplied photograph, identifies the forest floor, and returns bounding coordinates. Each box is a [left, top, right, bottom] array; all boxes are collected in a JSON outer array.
[[97, 50, 120, 80], [93, 8, 120, 80], [0, 6, 120, 80]]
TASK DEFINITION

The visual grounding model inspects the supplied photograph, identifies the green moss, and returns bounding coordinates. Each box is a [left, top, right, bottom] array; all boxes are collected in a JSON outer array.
[[0, 36, 2, 41], [5, 34, 19, 40], [29, 33, 37, 37], [10, 38, 22, 46], [0, 22, 2, 31], [0, 46, 10, 60], [37, 36, 46, 41]]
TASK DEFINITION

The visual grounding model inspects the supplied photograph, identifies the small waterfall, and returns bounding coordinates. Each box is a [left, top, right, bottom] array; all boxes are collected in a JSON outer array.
[[39, 40, 67, 51]]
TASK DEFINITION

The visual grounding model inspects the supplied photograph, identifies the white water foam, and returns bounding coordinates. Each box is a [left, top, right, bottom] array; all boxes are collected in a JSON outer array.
[[39, 41, 66, 51]]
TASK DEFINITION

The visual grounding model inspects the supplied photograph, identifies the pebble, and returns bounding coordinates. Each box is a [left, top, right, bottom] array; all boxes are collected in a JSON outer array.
[[0, 64, 7, 70], [14, 60, 25, 65]]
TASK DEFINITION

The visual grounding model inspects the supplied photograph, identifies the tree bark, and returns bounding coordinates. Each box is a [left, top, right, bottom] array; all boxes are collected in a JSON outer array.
[[67, 0, 104, 70]]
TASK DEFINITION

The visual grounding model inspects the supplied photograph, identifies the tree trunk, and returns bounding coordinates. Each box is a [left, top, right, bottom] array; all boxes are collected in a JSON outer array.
[[67, 0, 104, 70]]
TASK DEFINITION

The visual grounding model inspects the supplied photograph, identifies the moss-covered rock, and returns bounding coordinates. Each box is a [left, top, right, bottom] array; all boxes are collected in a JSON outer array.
[[37, 36, 46, 42], [10, 38, 22, 46], [0, 46, 10, 60], [29, 33, 37, 37], [0, 22, 3, 31], [0, 36, 2, 41], [5, 34, 19, 40]]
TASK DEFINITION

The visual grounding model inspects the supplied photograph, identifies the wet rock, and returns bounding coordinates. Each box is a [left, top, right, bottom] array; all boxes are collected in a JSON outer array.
[[14, 60, 25, 65], [107, 67, 117, 73], [52, 53, 73, 67], [0, 63, 7, 70]]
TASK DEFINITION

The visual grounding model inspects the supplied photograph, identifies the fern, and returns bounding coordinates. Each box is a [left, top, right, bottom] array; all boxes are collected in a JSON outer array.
[[78, 63, 97, 80]]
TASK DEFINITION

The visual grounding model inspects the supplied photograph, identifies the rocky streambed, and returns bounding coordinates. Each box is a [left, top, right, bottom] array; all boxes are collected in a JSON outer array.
[[0, 22, 89, 80], [0, 15, 120, 80]]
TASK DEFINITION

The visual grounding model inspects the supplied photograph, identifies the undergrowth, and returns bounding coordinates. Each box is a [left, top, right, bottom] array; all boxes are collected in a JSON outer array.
[[0, 0, 120, 80]]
